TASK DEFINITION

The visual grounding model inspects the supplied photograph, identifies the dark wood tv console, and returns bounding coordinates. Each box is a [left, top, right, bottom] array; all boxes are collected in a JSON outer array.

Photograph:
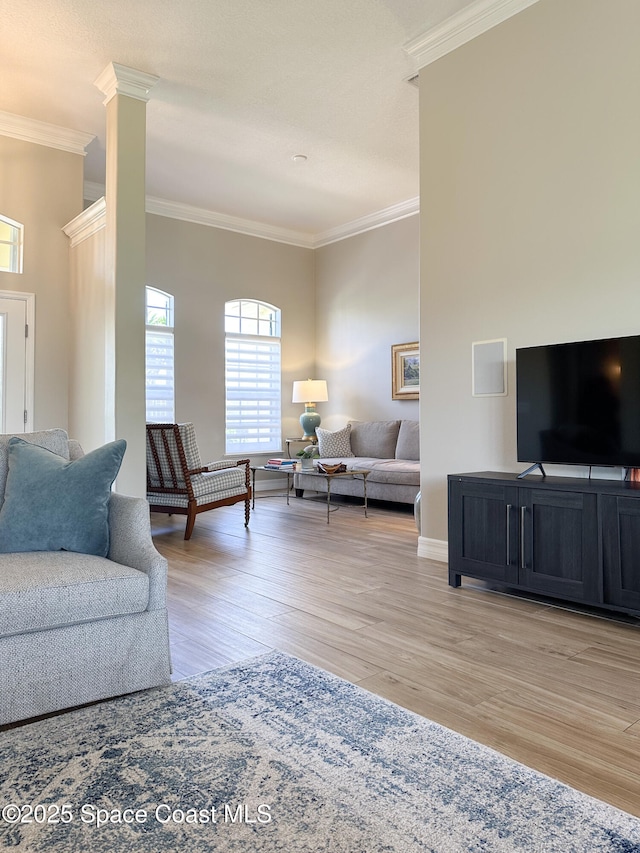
[[448, 471, 640, 617]]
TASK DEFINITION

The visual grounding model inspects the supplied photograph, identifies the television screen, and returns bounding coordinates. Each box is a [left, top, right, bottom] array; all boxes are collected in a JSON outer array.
[[516, 335, 640, 467]]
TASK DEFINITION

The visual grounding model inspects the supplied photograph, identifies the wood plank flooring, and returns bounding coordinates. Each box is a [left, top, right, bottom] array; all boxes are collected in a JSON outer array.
[[151, 488, 640, 818]]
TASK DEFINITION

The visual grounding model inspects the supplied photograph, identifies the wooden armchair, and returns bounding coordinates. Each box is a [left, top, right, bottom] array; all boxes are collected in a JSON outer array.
[[146, 423, 251, 540]]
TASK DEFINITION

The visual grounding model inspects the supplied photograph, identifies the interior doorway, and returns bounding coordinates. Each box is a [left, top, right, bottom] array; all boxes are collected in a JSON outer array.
[[0, 291, 34, 433]]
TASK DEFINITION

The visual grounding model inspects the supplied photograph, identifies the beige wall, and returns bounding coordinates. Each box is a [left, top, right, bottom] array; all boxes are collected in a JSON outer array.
[[314, 216, 420, 429], [419, 0, 640, 542], [0, 122, 419, 477], [66, 208, 416, 479], [146, 214, 316, 464], [0, 136, 84, 430]]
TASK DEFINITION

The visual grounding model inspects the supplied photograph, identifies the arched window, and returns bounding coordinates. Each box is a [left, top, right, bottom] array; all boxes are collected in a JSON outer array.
[[145, 286, 175, 423], [0, 216, 24, 274], [225, 299, 281, 454]]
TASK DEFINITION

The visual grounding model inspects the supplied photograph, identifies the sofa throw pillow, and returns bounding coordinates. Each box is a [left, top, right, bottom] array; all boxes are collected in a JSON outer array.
[[0, 437, 126, 557], [316, 424, 354, 458], [349, 420, 401, 459], [395, 420, 420, 461]]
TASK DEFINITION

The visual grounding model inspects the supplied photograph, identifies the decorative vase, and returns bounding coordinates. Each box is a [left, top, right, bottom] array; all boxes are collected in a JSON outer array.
[[299, 404, 321, 440], [414, 491, 421, 534]]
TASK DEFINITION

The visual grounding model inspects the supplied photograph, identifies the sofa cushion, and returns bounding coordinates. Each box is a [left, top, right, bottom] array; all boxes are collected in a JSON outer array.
[[0, 438, 126, 558], [0, 429, 70, 505], [395, 420, 420, 461], [0, 551, 149, 637], [349, 420, 401, 459], [309, 456, 380, 472], [366, 460, 421, 487], [316, 424, 354, 458]]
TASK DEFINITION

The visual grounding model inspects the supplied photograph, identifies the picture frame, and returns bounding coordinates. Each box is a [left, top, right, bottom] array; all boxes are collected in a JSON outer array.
[[391, 342, 419, 400]]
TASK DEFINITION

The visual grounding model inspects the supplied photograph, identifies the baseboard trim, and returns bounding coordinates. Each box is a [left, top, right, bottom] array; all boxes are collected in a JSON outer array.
[[418, 536, 448, 563]]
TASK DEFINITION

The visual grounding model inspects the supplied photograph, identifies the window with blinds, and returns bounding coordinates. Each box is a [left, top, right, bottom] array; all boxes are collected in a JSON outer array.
[[225, 299, 281, 454], [145, 287, 175, 423]]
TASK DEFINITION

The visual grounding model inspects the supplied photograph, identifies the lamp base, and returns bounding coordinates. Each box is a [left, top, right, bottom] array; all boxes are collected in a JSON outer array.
[[299, 405, 321, 440]]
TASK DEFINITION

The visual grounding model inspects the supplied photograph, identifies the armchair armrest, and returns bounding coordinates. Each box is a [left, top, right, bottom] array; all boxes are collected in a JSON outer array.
[[195, 460, 240, 473], [196, 459, 251, 488], [107, 492, 168, 611]]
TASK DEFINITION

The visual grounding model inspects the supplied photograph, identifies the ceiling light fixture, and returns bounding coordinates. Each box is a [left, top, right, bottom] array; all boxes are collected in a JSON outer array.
[[291, 154, 308, 162]]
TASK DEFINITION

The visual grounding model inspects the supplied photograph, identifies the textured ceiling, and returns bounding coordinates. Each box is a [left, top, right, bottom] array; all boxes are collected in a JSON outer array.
[[1, 0, 474, 239]]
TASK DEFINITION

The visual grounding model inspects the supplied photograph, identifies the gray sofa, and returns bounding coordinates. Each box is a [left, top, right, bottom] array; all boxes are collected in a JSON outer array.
[[0, 429, 171, 726], [294, 419, 420, 505]]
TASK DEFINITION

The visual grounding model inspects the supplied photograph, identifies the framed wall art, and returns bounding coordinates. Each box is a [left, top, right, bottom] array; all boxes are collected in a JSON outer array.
[[392, 342, 419, 400]]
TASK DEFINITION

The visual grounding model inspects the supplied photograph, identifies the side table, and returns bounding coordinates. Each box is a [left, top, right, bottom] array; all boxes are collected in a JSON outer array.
[[284, 437, 317, 459]]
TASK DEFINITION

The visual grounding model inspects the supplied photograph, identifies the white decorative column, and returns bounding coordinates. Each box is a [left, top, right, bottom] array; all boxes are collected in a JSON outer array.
[[94, 63, 158, 496]]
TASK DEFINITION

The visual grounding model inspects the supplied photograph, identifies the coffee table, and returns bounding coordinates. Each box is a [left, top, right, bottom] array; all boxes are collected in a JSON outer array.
[[302, 468, 370, 524], [250, 465, 295, 508]]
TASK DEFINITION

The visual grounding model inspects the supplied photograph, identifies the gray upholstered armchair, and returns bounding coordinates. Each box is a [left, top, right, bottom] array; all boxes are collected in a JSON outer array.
[[146, 423, 251, 540], [0, 429, 171, 726]]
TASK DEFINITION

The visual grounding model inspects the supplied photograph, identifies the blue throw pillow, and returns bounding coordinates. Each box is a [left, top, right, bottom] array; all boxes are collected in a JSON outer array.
[[0, 437, 126, 557]]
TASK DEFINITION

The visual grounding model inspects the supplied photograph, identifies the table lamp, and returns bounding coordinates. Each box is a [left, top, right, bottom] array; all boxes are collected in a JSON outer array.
[[292, 379, 328, 439]]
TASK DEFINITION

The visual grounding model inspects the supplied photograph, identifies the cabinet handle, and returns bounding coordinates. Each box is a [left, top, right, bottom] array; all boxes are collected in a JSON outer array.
[[506, 504, 512, 565], [520, 505, 526, 570]]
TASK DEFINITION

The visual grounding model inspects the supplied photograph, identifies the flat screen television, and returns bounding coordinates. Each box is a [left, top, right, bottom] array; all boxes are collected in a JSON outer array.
[[516, 335, 640, 468]]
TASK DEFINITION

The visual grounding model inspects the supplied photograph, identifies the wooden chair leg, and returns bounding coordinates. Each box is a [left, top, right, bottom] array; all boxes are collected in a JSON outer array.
[[244, 496, 250, 527], [184, 503, 198, 540]]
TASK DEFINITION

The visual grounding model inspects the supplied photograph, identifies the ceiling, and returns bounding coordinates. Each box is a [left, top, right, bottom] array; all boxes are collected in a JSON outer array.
[[1, 0, 476, 243]]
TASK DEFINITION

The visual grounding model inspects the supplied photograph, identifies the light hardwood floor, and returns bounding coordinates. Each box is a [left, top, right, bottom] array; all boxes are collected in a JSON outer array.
[[152, 487, 640, 818]]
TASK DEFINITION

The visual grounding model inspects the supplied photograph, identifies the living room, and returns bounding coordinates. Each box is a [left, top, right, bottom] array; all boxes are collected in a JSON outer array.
[[2, 0, 640, 849]]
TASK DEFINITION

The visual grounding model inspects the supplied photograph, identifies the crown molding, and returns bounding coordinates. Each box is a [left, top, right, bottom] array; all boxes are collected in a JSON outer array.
[[404, 0, 541, 70], [84, 182, 315, 247], [94, 62, 160, 105], [82, 181, 419, 248], [0, 110, 94, 155], [147, 196, 317, 248], [62, 197, 106, 247], [313, 198, 419, 247]]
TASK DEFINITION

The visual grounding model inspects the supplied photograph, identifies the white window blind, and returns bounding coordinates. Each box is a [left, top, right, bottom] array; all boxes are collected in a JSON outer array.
[[225, 335, 281, 454], [146, 328, 175, 422], [145, 287, 175, 423]]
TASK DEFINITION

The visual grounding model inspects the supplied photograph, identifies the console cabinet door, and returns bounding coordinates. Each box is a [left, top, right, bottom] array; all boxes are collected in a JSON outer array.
[[519, 489, 599, 603], [601, 495, 640, 611], [448, 479, 519, 585]]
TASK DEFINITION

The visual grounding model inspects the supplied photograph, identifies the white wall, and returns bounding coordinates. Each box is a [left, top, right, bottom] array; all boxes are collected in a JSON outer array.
[[419, 0, 640, 543], [314, 216, 420, 429]]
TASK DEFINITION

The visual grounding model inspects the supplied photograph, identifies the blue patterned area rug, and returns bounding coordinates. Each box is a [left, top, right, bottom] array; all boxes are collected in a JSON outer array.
[[1, 651, 639, 852]]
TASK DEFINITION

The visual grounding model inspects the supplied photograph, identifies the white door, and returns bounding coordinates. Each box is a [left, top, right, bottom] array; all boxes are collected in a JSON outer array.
[[0, 294, 32, 433]]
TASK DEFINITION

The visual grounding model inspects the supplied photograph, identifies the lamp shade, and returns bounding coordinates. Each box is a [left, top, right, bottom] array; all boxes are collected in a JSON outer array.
[[292, 379, 328, 404]]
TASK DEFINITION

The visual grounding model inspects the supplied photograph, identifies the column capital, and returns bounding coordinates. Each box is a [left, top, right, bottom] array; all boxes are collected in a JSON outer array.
[[94, 62, 159, 106]]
